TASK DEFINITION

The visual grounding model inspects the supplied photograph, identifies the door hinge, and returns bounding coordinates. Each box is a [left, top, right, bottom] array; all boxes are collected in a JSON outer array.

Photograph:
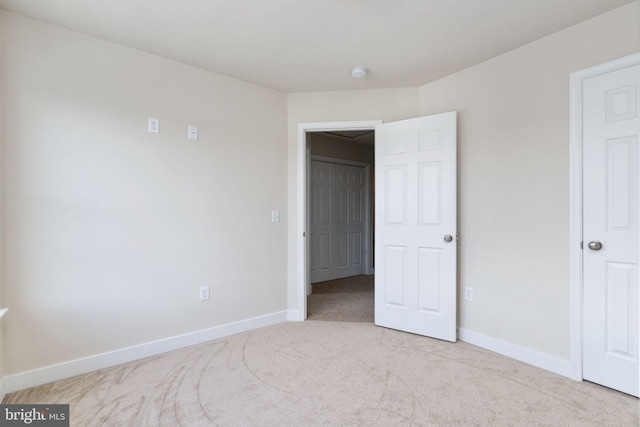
[[580, 241, 583, 250]]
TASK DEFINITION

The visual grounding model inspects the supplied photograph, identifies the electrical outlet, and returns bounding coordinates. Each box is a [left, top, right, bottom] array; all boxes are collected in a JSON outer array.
[[188, 125, 198, 140], [464, 287, 474, 301], [199, 286, 210, 301], [271, 210, 280, 223]]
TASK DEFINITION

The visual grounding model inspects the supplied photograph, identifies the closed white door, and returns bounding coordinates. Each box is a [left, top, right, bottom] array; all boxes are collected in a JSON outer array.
[[310, 160, 365, 283], [583, 64, 639, 397], [374, 112, 457, 341]]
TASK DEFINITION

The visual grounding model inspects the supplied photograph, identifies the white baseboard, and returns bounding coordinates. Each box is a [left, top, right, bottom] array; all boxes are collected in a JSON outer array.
[[0, 378, 5, 403], [4, 311, 288, 394], [457, 328, 574, 379], [287, 309, 304, 321]]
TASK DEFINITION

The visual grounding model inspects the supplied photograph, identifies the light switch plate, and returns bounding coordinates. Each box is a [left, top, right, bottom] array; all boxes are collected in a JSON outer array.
[[148, 117, 159, 133]]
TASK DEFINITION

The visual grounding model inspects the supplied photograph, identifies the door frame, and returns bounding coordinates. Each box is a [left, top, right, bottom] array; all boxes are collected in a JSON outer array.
[[296, 121, 382, 320], [568, 52, 640, 381], [309, 155, 372, 286]]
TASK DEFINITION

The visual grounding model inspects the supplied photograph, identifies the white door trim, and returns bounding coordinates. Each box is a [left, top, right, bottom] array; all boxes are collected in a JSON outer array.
[[295, 121, 383, 321], [569, 52, 640, 381], [310, 155, 373, 284]]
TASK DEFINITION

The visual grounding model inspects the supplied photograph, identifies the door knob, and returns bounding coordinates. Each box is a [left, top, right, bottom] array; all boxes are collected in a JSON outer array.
[[444, 235, 453, 243], [587, 241, 603, 251]]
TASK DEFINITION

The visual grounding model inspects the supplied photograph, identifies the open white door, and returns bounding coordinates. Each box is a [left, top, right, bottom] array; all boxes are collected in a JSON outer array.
[[374, 112, 457, 341]]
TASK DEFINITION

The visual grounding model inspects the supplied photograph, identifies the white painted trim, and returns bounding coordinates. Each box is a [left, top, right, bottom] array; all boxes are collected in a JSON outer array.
[[286, 309, 301, 321], [3, 311, 287, 393], [310, 155, 373, 280], [568, 52, 640, 382], [306, 144, 312, 296], [296, 121, 382, 321], [458, 328, 573, 378], [568, 66, 585, 382]]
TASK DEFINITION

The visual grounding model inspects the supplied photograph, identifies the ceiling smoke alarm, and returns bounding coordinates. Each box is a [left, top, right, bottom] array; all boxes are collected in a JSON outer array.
[[351, 67, 368, 78]]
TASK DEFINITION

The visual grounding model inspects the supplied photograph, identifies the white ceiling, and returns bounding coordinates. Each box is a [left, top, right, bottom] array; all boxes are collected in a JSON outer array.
[[0, 0, 633, 92]]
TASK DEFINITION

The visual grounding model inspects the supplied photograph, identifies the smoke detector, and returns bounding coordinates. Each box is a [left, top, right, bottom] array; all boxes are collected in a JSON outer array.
[[351, 66, 368, 79]]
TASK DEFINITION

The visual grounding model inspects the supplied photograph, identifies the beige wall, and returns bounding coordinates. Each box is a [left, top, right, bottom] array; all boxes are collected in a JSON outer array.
[[0, 12, 288, 374], [419, 2, 640, 359], [286, 88, 420, 310]]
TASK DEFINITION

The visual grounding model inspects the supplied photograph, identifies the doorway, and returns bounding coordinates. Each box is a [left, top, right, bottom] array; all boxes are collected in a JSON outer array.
[[297, 113, 458, 341], [296, 121, 381, 321], [570, 53, 640, 397], [307, 130, 375, 322]]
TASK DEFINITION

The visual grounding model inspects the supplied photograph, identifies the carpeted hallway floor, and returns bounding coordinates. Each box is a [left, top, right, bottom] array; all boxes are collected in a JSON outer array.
[[307, 274, 374, 323]]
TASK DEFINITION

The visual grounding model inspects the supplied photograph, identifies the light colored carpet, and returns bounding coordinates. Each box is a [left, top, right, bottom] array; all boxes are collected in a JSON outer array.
[[307, 275, 373, 323], [3, 321, 638, 426]]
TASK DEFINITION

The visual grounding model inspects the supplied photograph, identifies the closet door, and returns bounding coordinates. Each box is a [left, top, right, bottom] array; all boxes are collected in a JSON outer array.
[[310, 160, 365, 283]]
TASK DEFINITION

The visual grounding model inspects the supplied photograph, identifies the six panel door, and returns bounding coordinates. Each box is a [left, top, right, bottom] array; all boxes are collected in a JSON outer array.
[[310, 160, 366, 283], [582, 63, 640, 397], [374, 112, 457, 341]]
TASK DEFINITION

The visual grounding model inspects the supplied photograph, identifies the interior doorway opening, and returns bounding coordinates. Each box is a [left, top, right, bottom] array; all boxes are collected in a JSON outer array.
[[308, 131, 374, 282], [307, 131, 375, 322], [297, 121, 381, 321], [299, 113, 458, 339]]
